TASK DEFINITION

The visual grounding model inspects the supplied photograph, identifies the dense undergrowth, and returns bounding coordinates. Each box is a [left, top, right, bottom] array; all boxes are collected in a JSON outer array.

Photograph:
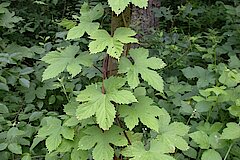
[[0, 0, 239, 160]]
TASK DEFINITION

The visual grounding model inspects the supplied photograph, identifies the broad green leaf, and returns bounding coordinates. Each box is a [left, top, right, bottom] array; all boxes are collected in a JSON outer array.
[[38, 117, 62, 137], [46, 133, 62, 152], [189, 131, 210, 149], [108, 0, 130, 15], [7, 127, 25, 141], [182, 66, 215, 88], [63, 117, 79, 127], [61, 126, 74, 140], [78, 126, 128, 160], [67, 3, 104, 39], [201, 149, 222, 160], [108, 0, 148, 15], [119, 48, 166, 92], [76, 77, 137, 130], [122, 141, 176, 160], [21, 154, 32, 160], [56, 139, 73, 152], [0, 82, 9, 91], [29, 111, 43, 122], [228, 106, 240, 118], [41, 46, 93, 81], [64, 101, 78, 116], [221, 122, 240, 140], [89, 28, 138, 59], [183, 147, 197, 159], [219, 68, 240, 87], [0, 143, 8, 151], [21, 154, 31, 160], [37, 116, 75, 152], [8, 143, 22, 154], [0, 103, 9, 114], [58, 18, 76, 29], [157, 122, 190, 152], [119, 96, 163, 131], [67, 22, 99, 39], [209, 132, 226, 149], [19, 78, 30, 88]]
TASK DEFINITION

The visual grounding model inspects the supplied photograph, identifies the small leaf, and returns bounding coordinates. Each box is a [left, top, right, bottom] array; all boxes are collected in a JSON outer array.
[[201, 149, 222, 160], [46, 134, 62, 152], [20, 67, 34, 75], [29, 111, 43, 122], [0, 143, 8, 151], [189, 131, 210, 149], [21, 154, 31, 160], [0, 82, 9, 91], [8, 143, 22, 154], [61, 127, 74, 140], [0, 103, 9, 114], [30, 137, 45, 151], [19, 78, 30, 88], [221, 122, 240, 140]]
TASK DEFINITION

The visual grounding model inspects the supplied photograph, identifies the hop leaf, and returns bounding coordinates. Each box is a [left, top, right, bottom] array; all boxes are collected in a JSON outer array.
[[119, 90, 163, 131], [78, 126, 128, 160], [122, 140, 176, 160], [41, 46, 93, 81], [119, 48, 166, 92], [108, 0, 148, 15], [156, 110, 190, 153], [37, 117, 74, 152], [67, 3, 104, 39], [76, 77, 137, 130], [89, 27, 138, 59]]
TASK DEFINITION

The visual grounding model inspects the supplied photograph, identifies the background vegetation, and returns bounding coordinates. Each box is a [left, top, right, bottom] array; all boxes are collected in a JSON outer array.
[[0, 0, 239, 160]]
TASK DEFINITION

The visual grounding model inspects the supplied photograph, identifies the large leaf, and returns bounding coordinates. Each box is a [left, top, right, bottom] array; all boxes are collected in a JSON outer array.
[[122, 140, 176, 160], [108, 0, 148, 15], [89, 27, 138, 59], [119, 90, 163, 131], [76, 77, 137, 130], [67, 3, 104, 39], [8, 143, 22, 154], [38, 117, 75, 152], [189, 131, 210, 149], [119, 48, 166, 92], [156, 111, 190, 152], [46, 133, 62, 152], [41, 45, 93, 80], [78, 126, 128, 160]]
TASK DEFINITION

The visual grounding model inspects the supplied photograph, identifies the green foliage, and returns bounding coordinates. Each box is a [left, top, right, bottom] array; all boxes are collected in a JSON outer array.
[[38, 117, 74, 152], [1, 0, 240, 159], [66, 3, 104, 40], [89, 27, 138, 59], [122, 141, 176, 160], [108, 0, 148, 15], [41, 45, 94, 80], [76, 77, 137, 130], [119, 48, 166, 92], [79, 125, 127, 160]]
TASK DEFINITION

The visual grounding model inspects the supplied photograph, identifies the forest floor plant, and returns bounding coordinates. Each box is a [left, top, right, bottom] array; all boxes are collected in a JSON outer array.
[[0, 0, 239, 160]]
